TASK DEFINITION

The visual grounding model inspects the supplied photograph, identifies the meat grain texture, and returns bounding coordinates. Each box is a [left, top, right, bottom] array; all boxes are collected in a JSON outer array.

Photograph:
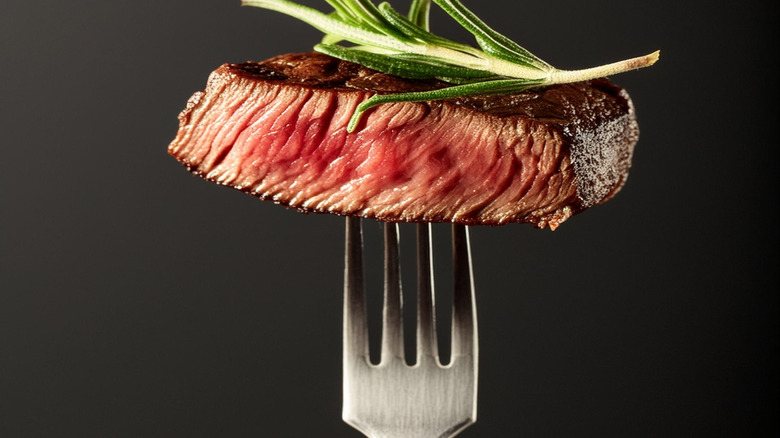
[[169, 53, 639, 229]]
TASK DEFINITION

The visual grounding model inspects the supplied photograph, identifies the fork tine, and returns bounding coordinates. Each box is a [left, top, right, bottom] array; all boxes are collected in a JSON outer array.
[[381, 222, 404, 363], [416, 223, 439, 361], [451, 224, 477, 358], [344, 217, 369, 360]]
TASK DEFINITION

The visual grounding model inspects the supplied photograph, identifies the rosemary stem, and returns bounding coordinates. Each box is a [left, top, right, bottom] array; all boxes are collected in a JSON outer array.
[[422, 45, 549, 79], [547, 51, 659, 85]]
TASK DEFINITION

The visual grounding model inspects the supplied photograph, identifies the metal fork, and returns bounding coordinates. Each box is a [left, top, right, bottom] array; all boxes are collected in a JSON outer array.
[[342, 217, 478, 438]]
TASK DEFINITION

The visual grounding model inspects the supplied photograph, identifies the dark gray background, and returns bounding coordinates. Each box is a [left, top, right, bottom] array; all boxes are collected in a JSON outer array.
[[1, 0, 777, 436]]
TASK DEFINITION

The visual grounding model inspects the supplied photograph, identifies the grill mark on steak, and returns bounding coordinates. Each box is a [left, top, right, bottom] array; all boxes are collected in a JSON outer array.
[[169, 52, 639, 229]]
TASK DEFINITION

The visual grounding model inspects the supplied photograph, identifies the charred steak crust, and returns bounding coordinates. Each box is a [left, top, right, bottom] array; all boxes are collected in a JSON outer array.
[[170, 52, 638, 229]]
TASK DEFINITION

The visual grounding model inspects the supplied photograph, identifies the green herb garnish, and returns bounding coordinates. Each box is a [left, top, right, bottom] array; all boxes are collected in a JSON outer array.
[[242, 0, 659, 132]]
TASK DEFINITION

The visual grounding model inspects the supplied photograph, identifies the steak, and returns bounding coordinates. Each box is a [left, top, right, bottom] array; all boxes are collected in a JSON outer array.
[[169, 52, 639, 229]]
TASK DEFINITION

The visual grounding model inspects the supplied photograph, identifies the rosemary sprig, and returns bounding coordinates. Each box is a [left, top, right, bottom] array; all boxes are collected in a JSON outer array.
[[242, 0, 659, 132]]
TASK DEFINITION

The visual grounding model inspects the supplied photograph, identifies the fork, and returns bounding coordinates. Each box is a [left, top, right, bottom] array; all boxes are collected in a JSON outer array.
[[342, 217, 478, 438]]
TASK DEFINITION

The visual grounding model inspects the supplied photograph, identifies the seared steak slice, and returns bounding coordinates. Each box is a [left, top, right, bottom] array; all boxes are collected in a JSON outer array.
[[169, 52, 639, 229]]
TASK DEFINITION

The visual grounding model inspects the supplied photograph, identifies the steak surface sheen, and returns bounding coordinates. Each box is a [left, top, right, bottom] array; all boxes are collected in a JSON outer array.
[[169, 52, 639, 229]]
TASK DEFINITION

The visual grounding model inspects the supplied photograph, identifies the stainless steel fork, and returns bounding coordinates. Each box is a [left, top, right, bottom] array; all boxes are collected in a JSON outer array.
[[342, 217, 478, 438]]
